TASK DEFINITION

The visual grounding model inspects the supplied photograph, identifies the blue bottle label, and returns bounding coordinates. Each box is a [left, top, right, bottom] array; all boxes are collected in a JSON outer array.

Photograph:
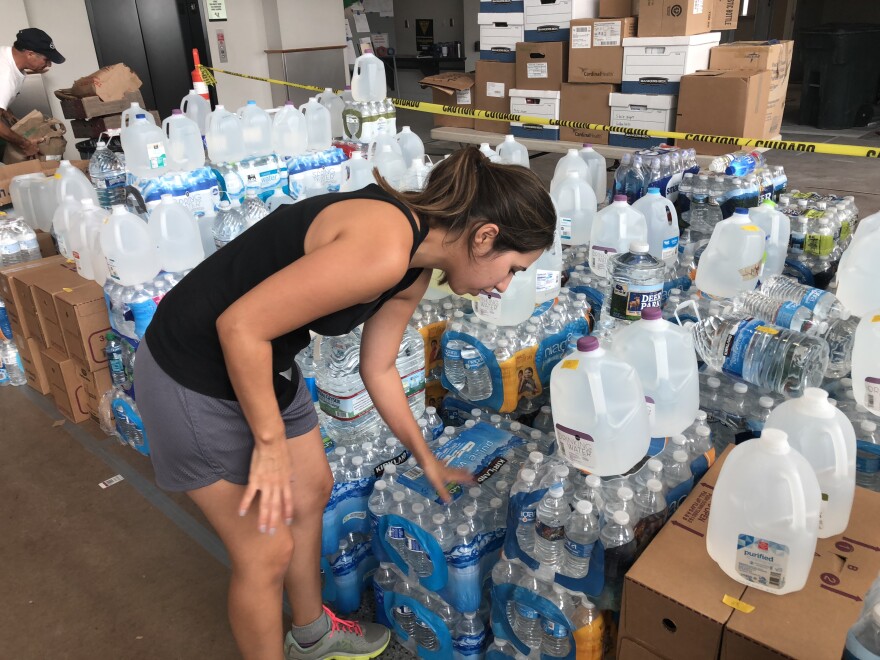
[[515, 602, 539, 620], [453, 631, 486, 656], [542, 619, 570, 638], [564, 538, 595, 559], [799, 288, 825, 311], [721, 319, 765, 378], [518, 508, 536, 525], [389, 525, 405, 540], [774, 301, 801, 328], [463, 354, 485, 371], [443, 345, 461, 361]]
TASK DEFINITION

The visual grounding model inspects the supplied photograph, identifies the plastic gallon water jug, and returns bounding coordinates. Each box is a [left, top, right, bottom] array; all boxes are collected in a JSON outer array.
[[68, 199, 108, 281], [162, 110, 205, 171], [368, 127, 403, 160], [206, 105, 246, 164], [301, 97, 332, 152], [317, 88, 346, 138], [372, 145, 406, 190], [854, 209, 880, 238], [124, 114, 170, 179], [579, 144, 607, 204], [9, 173, 42, 228], [552, 171, 597, 246], [695, 208, 766, 299], [764, 388, 855, 538], [550, 336, 651, 476], [121, 102, 156, 131], [632, 187, 679, 268], [55, 160, 96, 207], [100, 205, 161, 286], [351, 51, 386, 103], [147, 194, 205, 272], [272, 102, 308, 159], [180, 89, 211, 135], [51, 195, 80, 259], [550, 149, 589, 197], [748, 201, 790, 280], [706, 427, 821, 595], [472, 261, 538, 327], [340, 152, 376, 192], [611, 307, 699, 437], [589, 195, 647, 279], [395, 126, 425, 168], [29, 175, 58, 232], [497, 135, 530, 168], [238, 100, 273, 158], [535, 222, 563, 304], [836, 229, 880, 318], [852, 312, 880, 420]]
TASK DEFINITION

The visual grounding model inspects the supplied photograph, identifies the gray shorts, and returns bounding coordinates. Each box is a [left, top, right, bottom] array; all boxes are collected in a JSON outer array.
[[134, 340, 319, 492]]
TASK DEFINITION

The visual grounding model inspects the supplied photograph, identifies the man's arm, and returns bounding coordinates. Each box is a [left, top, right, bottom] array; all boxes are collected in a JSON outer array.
[[0, 112, 39, 157]]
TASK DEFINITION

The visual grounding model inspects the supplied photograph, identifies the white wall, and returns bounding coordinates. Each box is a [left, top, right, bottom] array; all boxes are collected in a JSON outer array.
[[463, 0, 479, 71], [276, 0, 346, 50]]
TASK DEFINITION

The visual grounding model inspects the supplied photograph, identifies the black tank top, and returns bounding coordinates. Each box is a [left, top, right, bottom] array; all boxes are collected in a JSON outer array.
[[145, 184, 428, 409]]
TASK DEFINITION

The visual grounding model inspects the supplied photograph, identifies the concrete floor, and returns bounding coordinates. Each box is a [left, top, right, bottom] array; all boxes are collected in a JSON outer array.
[[4, 71, 880, 659]]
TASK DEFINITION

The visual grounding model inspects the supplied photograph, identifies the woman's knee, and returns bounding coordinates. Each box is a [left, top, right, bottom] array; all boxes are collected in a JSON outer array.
[[233, 531, 295, 583]]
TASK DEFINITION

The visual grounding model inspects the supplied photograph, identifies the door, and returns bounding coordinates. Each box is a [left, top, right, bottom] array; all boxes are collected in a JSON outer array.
[[85, 0, 215, 120]]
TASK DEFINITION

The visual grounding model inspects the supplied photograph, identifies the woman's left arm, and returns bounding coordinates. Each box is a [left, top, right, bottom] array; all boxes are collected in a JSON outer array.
[[360, 270, 472, 501]]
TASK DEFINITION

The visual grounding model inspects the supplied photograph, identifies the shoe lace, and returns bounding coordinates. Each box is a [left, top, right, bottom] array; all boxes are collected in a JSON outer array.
[[324, 606, 363, 638]]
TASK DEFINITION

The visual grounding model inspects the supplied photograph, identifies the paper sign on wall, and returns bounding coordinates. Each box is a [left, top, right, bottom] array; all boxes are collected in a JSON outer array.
[[207, 0, 227, 21]]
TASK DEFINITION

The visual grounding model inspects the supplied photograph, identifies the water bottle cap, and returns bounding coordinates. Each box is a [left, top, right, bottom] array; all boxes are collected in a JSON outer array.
[[444, 426, 456, 436], [549, 486, 564, 498], [392, 491, 405, 501], [520, 468, 536, 483], [707, 377, 721, 389], [384, 463, 397, 474], [695, 410, 707, 421], [351, 456, 363, 466], [647, 187, 661, 194], [556, 465, 570, 478], [759, 427, 790, 453], [469, 487, 482, 498], [490, 497, 502, 508], [375, 480, 387, 490], [575, 500, 593, 515], [617, 486, 633, 500], [641, 307, 662, 321], [412, 503, 424, 514], [433, 513, 446, 525], [647, 458, 663, 472], [613, 510, 630, 526], [861, 420, 877, 432], [505, 134, 515, 141], [733, 383, 749, 394], [577, 336, 600, 352], [464, 505, 477, 517], [693, 425, 710, 439], [491, 415, 503, 424], [673, 450, 689, 463], [646, 479, 663, 493], [456, 524, 470, 536], [613, 194, 628, 203], [425, 406, 437, 415], [530, 431, 542, 441], [417, 418, 428, 427], [528, 451, 544, 465], [585, 474, 601, 487], [464, 420, 476, 428]]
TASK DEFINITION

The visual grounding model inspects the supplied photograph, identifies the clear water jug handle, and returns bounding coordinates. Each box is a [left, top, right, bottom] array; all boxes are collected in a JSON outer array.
[[826, 423, 851, 480], [674, 299, 701, 325], [780, 468, 808, 532]]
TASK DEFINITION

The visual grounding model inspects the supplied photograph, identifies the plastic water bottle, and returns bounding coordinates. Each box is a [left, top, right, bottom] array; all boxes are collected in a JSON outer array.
[[766, 388, 856, 537], [578, 144, 606, 204], [552, 171, 597, 247], [453, 611, 486, 660], [443, 322, 467, 392], [706, 428, 821, 594], [241, 188, 269, 227], [551, 149, 589, 196], [845, 604, 880, 658], [563, 500, 599, 578], [123, 114, 170, 179], [533, 486, 570, 570], [760, 275, 846, 321], [497, 135, 529, 168], [396, 126, 425, 167], [589, 196, 648, 279], [372, 562, 398, 628], [607, 242, 665, 323], [89, 141, 126, 209], [856, 421, 880, 491], [8, 218, 39, 262], [691, 314, 829, 396], [1, 341, 26, 386], [148, 195, 204, 272], [212, 201, 247, 249], [632, 187, 679, 268], [709, 150, 765, 176], [512, 468, 538, 553], [542, 582, 575, 658], [512, 569, 544, 649], [731, 291, 812, 331], [599, 510, 636, 610], [461, 342, 492, 401], [301, 97, 332, 152]]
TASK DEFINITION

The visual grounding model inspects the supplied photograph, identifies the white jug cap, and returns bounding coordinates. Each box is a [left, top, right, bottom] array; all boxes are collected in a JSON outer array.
[[760, 427, 790, 453]]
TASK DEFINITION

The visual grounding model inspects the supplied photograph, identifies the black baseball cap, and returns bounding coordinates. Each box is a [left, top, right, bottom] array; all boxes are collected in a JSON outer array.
[[14, 28, 65, 64]]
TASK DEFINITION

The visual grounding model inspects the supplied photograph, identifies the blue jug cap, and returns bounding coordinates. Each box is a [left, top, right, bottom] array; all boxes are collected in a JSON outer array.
[[647, 187, 660, 194], [734, 208, 749, 215]]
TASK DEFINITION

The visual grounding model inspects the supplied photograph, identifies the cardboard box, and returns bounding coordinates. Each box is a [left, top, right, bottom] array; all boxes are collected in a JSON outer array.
[[711, 0, 741, 31], [708, 40, 793, 137], [622, 33, 721, 94], [516, 41, 569, 91], [524, 0, 573, 41], [475, 61, 518, 134], [619, 447, 880, 660], [53, 88, 145, 121], [637, 0, 712, 37], [75, 363, 111, 420], [600, 0, 635, 17], [510, 88, 561, 141], [17, 261, 85, 350], [480, 0, 525, 13], [70, 111, 160, 140], [41, 347, 91, 423], [569, 17, 637, 84], [0, 160, 89, 206], [18, 335, 50, 395], [420, 73, 476, 129], [675, 70, 771, 155], [560, 83, 616, 143], [609, 92, 676, 148], [54, 283, 112, 373], [0, 256, 69, 339], [70, 63, 143, 102], [478, 12, 524, 62], [35, 230, 57, 258]]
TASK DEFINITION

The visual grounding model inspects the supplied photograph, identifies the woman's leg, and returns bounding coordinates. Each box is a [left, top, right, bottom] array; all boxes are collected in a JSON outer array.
[[188, 479, 294, 660]]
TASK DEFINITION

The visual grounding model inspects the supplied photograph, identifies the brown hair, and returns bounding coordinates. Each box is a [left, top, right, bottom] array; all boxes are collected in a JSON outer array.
[[375, 146, 556, 256]]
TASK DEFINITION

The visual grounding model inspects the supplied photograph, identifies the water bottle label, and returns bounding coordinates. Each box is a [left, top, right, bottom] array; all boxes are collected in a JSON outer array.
[[109, 357, 125, 375], [536, 269, 561, 293], [463, 353, 486, 371], [560, 217, 572, 242], [407, 537, 424, 553], [555, 423, 596, 471], [0, 243, 19, 255], [774, 301, 801, 328], [610, 281, 663, 322], [146, 141, 167, 169], [804, 232, 833, 257], [519, 508, 536, 525], [844, 632, 877, 660], [735, 534, 788, 590], [661, 236, 678, 262], [789, 231, 805, 253], [388, 525, 406, 541], [514, 602, 539, 620], [721, 319, 765, 379], [588, 245, 616, 278], [856, 441, 880, 474], [0, 304, 12, 342], [95, 173, 126, 189], [453, 631, 486, 656], [534, 520, 565, 542], [401, 367, 426, 398], [443, 345, 462, 361], [798, 288, 825, 312], [564, 538, 595, 559], [317, 386, 375, 420], [542, 619, 570, 638], [863, 377, 880, 414]]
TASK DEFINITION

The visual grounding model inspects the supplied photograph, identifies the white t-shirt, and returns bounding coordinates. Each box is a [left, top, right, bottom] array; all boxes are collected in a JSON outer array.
[[0, 46, 26, 110]]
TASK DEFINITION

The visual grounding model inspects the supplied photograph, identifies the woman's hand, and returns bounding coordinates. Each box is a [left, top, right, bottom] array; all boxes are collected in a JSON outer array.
[[422, 454, 476, 504], [239, 439, 295, 534]]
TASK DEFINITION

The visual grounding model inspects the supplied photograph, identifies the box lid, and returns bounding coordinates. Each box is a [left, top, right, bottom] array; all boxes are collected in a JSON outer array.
[[54, 282, 106, 310], [623, 32, 722, 47], [610, 92, 677, 109], [510, 88, 562, 100], [420, 72, 475, 94], [478, 12, 525, 25]]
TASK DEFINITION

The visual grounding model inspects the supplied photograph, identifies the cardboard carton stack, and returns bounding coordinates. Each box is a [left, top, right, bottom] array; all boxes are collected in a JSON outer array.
[[0, 257, 112, 424], [54, 63, 158, 140]]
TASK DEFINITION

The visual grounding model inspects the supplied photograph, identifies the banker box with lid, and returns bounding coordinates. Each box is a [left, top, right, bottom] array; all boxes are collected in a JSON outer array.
[[569, 17, 637, 84], [480, 0, 525, 13], [622, 32, 721, 94], [478, 13, 524, 62], [609, 92, 677, 148], [510, 89, 561, 141], [524, 0, 574, 42]]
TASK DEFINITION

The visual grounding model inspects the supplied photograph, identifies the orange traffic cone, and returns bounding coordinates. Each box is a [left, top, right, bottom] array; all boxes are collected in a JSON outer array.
[[192, 49, 209, 100]]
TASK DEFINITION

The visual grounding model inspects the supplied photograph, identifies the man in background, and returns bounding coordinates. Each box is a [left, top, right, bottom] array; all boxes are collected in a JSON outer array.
[[0, 28, 65, 159]]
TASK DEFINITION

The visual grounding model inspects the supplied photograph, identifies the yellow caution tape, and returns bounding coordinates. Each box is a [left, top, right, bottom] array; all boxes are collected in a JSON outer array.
[[722, 594, 756, 613], [200, 65, 880, 159]]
